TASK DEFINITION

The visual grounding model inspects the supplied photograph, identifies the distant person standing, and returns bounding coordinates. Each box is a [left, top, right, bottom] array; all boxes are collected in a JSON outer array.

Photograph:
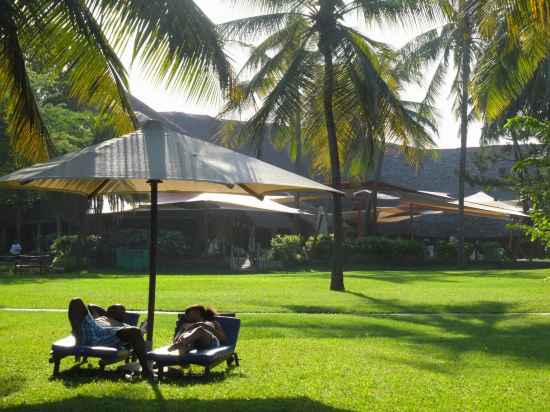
[[9, 241, 22, 256]]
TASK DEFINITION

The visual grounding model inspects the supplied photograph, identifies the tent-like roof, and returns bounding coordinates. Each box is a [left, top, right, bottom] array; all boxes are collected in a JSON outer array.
[[94, 192, 308, 215], [0, 121, 340, 198], [355, 182, 527, 221]]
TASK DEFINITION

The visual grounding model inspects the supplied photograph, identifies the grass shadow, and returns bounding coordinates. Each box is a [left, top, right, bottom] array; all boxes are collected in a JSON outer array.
[[0, 396, 351, 412], [0, 374, 26, 397], [52, 363, 237, 388], [276, 293, 550, 367]]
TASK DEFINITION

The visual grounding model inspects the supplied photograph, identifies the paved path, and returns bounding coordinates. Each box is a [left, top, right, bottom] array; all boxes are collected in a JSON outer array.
[[2, 307, 550, 317]]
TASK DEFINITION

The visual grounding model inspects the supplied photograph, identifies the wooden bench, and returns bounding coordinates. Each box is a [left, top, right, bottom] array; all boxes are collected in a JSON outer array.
[[14, 254, 53, 275]]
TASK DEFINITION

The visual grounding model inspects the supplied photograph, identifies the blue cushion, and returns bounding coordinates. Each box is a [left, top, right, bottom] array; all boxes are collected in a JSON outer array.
[[52, 335, 130, 360], [148, 345, 235, 366], [51, 312, 139, 360]]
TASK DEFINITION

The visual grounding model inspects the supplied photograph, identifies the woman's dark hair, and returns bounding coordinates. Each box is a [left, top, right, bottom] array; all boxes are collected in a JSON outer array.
[[205, 307, 218, 320], [185, 304, 206, 319], [107, 304, 126, 322]]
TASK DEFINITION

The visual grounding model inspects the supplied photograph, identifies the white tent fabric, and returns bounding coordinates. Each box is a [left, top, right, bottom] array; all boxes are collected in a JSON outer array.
[[353, 189, 399, 200], [0, 120, 340, 197], [90, 193, 307, 214], [355, 182, 527, 221], [156, 193, 308, 214]]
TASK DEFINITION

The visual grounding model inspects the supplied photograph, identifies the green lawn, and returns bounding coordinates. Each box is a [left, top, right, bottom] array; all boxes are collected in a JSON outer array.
[[2, 267, 550, 411], [1, 267, 550, 314]]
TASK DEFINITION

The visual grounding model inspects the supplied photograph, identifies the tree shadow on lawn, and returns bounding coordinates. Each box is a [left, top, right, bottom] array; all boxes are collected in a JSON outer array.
[[345, 269, 547, 284], [278, 296, 550, 367], [0, 272, 136, 286], [52, 364, 238, 388], [0, 270, 321, 286], [0, 396, 351, 412], [0, 374, 26, 397]]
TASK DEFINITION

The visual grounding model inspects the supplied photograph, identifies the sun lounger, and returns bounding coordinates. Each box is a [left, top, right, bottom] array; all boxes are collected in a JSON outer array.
[[49, 311, 140, 376], [148, 314, 240, 378]]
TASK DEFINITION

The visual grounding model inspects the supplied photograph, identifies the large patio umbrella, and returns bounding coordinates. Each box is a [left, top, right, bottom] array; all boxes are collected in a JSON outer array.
[[0, 120, 340, 345]]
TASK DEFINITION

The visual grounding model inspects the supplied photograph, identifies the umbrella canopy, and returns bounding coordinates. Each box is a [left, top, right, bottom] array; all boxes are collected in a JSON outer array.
[[0, 120, 339, 198], [0, 120, 340, 346]]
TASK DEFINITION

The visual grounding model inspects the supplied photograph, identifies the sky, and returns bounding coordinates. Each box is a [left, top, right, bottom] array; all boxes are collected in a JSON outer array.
[[123, 0, 482, 149]]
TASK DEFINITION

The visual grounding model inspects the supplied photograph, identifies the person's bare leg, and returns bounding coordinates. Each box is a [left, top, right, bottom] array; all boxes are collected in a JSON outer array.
[[68, 298, 88, 341], [117, 327, 155, 379]]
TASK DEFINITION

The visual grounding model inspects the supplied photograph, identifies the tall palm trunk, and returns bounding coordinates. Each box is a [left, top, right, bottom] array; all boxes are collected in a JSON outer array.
[[367, 142, 385, 234], [457, 7, 472, 266], [323, 52, 345, 291], [294, 109, 303, 210], [319, 0, 344, 291]]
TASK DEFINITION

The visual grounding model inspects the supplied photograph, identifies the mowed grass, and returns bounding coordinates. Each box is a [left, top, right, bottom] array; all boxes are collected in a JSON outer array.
[[2, 311, 550, 411], [1, 267, 550, 314], [2, 267, 550, 411]]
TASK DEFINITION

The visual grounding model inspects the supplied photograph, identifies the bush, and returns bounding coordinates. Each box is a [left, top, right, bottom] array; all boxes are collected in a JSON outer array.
[[272, 234, 425, 266], [158, 231, 191, 256], [110, 229, 148, 249], [433, 240, 474, 262], [305, 234, 334, 262], [349, 237, 425, 264], [478, 241, 509, 262], [50, 235, 101, 271], [270, 234, 305, 266], [109, 229, 190, 256]]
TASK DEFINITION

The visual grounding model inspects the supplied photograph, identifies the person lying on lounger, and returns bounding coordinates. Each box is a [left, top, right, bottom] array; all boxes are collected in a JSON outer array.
[[68, 298, 155, 380], [168, 305, 227, 353], [88, 303, 128, 327]]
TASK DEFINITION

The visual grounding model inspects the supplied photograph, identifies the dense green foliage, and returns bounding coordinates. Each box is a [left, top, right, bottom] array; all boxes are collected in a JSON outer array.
[[49, 230, 192, 271], [269, 235, 509, 266], [0, 0, 230, 163], [109, 229, 191, 256], [506, 116, 550, 248], [270, 234, 305, 266], [50, 235, 102, 271], [270, 234, 426, 266]]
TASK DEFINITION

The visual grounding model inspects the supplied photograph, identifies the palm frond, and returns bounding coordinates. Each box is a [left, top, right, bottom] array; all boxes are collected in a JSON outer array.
[[0, 1, 52, 162], [30, 0, 137, 136], [89, 0, 232, 103]]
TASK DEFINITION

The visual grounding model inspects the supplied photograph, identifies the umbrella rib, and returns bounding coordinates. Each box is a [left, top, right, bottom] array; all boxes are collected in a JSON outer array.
[[238, 183, 264, 201], [88, 179, 110, 199]]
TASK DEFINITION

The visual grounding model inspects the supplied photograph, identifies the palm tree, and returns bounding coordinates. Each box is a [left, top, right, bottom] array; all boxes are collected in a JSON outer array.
[[473, 1, 550, 124], [398, 0, 481, 265], [0, 0, 231, 163], [220, 1, 436, 290]]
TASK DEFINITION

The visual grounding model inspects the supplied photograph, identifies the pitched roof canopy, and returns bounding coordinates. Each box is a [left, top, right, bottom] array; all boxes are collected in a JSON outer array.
[[0, 121, 340, 198]]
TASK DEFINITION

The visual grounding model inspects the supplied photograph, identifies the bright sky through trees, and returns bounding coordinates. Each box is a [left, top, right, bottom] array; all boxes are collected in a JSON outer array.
[[122, 0, 482, 149]]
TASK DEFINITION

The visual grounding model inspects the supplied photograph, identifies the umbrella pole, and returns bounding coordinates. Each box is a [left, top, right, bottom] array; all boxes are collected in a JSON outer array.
[[146, 180, 160, 347]]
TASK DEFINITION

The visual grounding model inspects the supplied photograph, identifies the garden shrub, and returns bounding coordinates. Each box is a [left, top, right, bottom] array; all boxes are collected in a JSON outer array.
[[349, 237, 425, 264], [433, 240, 474, 262], [305, 234, 334, 262], [478, 241, 509, 262], [50, 235, 101, 271], [158, 231, 191, 256], [109, 229, 190, 256], [273, 234, 425, 266], [270, 234, 305, 266]]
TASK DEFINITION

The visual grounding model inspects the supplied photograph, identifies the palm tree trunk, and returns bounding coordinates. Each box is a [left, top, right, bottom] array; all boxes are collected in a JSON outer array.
[[294, 109, 303, 209], [322, 49, 345, 291], [458, 9, 472, 266], [368, 142, 385, 234]]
